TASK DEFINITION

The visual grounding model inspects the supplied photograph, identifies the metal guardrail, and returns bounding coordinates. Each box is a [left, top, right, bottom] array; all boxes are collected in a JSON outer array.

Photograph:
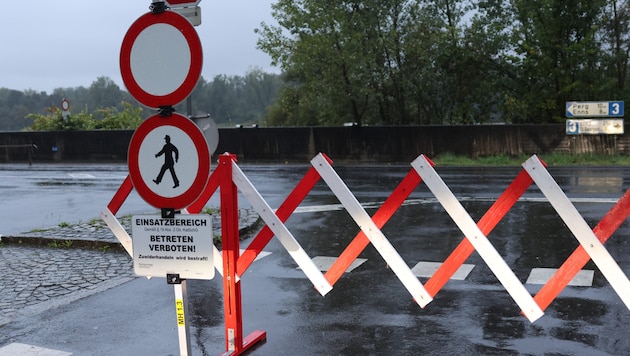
[[0, 144, 38, 165]]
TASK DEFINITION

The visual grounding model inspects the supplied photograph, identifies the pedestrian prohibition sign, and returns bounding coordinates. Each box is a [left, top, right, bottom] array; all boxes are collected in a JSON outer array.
[[128, 113, 210, 210]]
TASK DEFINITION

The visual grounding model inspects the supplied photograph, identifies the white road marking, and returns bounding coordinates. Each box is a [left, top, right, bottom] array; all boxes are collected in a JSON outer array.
[[297, 256, 367, 273], [412, 261, 475, 280], [67, 173, 96, 179], [526, 268, 594, 287]]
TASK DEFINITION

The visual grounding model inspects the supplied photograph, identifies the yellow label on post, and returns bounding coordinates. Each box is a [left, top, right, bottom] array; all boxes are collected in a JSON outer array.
[[176, 299, 185, 326]]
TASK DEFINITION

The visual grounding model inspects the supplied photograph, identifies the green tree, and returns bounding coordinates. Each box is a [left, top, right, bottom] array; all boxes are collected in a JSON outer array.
[[257, 0, 490, 126], [94, 101, 143, 129], [496, 0, 607, 123], [258, 0, 383, 126], [0, 88, 52, 130], [598, 0, 630, 98], [24, 101, 142, 131], [184, 71, 281, 126], [88, 76, 125, 110], [0, 72, 280, 131], [259, 0, 626, 125], [414, 0, 494, 124], [25, 105, 95, 131], [242, 69, 283, 121]]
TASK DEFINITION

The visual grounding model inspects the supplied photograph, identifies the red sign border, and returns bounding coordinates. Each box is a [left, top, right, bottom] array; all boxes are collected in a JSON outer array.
[[128, 113, 210, 209], [120, 10, 202, 109], [166, 0, 202, 6]]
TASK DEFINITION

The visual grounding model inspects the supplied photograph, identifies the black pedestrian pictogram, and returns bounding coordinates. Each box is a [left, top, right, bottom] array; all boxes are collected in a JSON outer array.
[[153, 135, 180, 188]]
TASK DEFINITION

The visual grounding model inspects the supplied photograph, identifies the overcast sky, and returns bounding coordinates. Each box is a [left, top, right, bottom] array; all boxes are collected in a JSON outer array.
[[0, 1, 279, 93]]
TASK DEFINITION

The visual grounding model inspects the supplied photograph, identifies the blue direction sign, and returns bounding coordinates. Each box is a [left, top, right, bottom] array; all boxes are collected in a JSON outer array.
[[566, 101, 624, 117]]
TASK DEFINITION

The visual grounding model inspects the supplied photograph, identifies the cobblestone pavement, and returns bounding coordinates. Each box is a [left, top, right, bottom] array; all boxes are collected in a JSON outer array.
[[0, 209, 261, 326], [0, 246, 134, 326]]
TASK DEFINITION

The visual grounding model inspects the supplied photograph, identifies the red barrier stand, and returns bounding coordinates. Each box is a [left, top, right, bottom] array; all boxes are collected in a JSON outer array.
[[217, 154, 266, 355]]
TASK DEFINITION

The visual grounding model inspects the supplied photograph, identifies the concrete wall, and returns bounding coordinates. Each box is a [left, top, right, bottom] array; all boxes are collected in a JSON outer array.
[[0, 130, 133, 163], [0, 124, 627, 163]]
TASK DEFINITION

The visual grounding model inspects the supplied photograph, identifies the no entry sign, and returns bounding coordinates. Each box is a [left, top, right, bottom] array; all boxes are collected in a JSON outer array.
[[128, 113, 210, 210], [120, 10, 202, 108]]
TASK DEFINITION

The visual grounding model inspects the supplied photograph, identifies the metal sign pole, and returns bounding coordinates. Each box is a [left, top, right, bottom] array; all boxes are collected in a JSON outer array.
[[169, 274, 192, 356]]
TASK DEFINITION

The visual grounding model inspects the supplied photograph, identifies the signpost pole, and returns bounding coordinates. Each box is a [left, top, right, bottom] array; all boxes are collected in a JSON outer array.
[[169, 274, 192, 356]]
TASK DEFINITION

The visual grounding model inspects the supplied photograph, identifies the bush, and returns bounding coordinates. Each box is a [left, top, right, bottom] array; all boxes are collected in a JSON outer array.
[[24, 101, 143, 131]]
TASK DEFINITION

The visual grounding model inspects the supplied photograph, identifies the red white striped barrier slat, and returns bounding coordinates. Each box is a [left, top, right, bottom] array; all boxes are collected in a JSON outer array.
[[312, 154, 433, 307], [106, 174, 134, 215], [100, 206, 133, 256], [101, 175, 135, 256], [534, 188, 630, 310], [324, 169, 422, 286], [424, 168, 534, 297], [237, 163, 326, 276], [523, 155, 630, 310], [412, 155, 544, 322], [184, 158, 222, 214], [231, 159, 333, 296]]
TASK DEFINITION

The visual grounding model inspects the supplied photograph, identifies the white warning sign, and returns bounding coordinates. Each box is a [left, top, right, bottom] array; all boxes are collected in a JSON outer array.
[[132, 214, 214, 279]]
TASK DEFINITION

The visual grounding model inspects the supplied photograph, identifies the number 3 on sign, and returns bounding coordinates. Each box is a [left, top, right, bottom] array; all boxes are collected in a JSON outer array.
[[611, 102, 621, 115], [609, 101, 624, 116]]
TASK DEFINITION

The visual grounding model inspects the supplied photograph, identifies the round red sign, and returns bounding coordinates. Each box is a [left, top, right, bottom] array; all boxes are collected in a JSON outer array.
[[120, 10, 202, 109], [128, 113, 210, 209]]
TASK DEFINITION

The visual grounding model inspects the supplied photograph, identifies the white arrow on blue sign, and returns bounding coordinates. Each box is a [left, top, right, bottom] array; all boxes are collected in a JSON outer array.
[[566, 101, 624, 117]]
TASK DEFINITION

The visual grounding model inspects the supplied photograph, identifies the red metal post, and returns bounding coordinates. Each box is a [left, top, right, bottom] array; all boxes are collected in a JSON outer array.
[[218, 154, 266, 355], [219, 154, 243, 353]]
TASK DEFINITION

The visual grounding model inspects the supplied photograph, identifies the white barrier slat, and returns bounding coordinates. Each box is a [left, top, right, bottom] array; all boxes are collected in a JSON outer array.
[[412, 155, 544, 322], [100, 207, 133, 257], [231, 161, 333, 296], [311, 154, 433, 307], [523, 156, 630, 309], [173, 282, 192, 355], [182, 208, 225, 278]]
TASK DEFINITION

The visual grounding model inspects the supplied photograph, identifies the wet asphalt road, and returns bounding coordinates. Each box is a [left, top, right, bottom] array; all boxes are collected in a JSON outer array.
[[0, 161, 629, 355]]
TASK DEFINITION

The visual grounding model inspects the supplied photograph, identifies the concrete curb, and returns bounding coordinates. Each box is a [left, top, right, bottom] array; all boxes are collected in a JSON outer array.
[[1, 209, 263, 250]]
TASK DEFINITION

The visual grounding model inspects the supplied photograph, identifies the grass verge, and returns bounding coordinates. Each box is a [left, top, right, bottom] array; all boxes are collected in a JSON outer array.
[[432, 152, 630, 166]]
